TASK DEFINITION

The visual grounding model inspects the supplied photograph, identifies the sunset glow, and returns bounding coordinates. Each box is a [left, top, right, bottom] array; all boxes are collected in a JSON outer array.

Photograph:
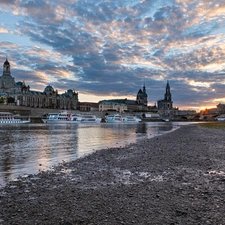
[[1, 0, 225, 112]]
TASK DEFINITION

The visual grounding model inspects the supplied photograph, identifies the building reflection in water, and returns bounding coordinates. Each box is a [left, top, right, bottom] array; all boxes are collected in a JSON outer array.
[[0, 121, 180, 186], [0, 124, 80, 186], [135, 122, 147, 134], [157, 122, 173, 133], [76, 123, 142, 157]]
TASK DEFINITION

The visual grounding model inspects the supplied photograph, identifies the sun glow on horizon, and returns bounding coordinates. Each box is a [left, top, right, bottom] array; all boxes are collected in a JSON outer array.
[[78, 93, 136, 102], [199, 105, 217, 111]]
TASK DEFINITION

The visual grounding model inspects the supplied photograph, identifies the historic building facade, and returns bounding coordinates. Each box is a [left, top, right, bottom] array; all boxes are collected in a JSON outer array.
[[157, 81, 178, 117], [0, 59, 79, 110], [99, 84, 148, 112], [136, 84, 148, 107], [217, 103, 225, 114]]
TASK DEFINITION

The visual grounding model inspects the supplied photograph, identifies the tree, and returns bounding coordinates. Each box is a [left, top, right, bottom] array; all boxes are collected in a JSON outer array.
[[0, 97, 4, 104], [7, 96, 15, 104]]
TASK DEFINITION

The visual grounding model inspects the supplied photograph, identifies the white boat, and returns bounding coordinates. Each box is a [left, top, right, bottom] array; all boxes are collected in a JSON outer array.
[[122, 115, 142, 123], [42, 112, 82, 124], [216, 117, 225, 121], [0, 112, 30, 124], [105, 114, 141, 123], [79, 114, 102, 123], [105, 114, 123, 123]]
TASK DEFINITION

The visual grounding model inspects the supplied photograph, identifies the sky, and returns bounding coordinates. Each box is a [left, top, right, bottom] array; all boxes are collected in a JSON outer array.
[[1, 0, 225, 112]]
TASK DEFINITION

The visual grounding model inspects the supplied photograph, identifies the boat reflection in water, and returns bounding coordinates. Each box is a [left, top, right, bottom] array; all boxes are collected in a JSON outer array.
[[0, 122, 192, 186]]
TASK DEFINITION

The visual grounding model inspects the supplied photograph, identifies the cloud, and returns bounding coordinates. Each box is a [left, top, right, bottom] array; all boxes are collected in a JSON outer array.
[[0, 28, 9, 33], [1, 0, 225, 110], [0, 0, 16, 5]]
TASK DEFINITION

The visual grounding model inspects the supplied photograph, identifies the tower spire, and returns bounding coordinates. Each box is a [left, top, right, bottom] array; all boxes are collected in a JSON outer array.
[[143, 81, 146, 93], [164, 80, 171, 101], [3, 57, 10, 75]]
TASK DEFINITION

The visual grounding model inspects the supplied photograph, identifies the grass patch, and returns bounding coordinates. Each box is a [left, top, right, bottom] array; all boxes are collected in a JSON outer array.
[[198, 122, 225, 129]]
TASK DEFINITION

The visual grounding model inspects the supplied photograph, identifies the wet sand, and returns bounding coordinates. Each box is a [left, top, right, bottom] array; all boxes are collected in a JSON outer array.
[[1, 124, 225, 225]]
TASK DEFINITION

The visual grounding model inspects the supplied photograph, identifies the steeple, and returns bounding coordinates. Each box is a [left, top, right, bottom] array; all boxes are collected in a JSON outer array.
[[3, 57, 11, 75], [164, 80, 171, 101], [143, 82, 146, 94], [0, 57, 15, 91]]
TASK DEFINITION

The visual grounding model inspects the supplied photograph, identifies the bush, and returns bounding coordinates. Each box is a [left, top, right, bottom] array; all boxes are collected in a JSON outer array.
[[0, 97, 5, 104], [7, 96, 15, 104]]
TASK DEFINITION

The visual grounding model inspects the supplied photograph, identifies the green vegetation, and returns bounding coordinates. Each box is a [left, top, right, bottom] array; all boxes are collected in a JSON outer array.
[[198, 122, 225, 129], [7, 96, 15, 104], [0, 97, 4, 104]]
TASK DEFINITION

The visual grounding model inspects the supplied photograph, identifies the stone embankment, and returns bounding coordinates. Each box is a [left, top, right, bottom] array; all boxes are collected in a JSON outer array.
[[0, 104, 86, 117], [0, 104, 202, 123], [0, 105, 105, 122], [1, 125, 225, 224]]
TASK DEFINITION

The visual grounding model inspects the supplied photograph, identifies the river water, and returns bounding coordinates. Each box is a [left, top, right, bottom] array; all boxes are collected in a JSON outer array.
[[0, 122, 194, 187]]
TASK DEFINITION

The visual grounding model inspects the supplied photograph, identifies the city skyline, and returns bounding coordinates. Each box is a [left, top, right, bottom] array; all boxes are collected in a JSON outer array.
[[1, 0, 225, 112]]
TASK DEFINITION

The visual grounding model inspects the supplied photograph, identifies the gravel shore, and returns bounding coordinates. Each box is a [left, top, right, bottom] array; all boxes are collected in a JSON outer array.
[[1, 124, 225, 225]]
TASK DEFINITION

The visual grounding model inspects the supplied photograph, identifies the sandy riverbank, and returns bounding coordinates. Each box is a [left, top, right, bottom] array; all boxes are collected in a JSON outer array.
[[1, 124, 225, 225]]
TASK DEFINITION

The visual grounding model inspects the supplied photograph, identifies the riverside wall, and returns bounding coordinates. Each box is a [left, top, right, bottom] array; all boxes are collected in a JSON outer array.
[[0, 104, 199, 123], [0, 104, 105, 118]]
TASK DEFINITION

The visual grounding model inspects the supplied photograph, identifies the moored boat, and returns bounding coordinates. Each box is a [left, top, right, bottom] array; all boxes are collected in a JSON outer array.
[[79, 114, 102, 123], [105, 114, 123, 123], [215, 117, 225, 121], [0, 112, 30, 124], [105, 114, 141, 123], [122, 115, 142, 123], [42, 111, 82, 124]]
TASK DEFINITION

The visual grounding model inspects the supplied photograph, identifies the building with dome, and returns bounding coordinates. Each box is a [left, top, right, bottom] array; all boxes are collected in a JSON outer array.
[[0, 59, 79, 110], [136, 84, 148, 107], [99, 84, 148, 112]]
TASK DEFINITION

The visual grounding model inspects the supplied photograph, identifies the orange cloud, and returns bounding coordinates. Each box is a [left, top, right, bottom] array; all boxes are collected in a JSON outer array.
[[0, 28, 8, 33]]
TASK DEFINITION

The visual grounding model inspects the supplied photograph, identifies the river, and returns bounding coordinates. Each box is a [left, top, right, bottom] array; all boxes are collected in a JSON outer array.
[[0, 122, 195, 187]]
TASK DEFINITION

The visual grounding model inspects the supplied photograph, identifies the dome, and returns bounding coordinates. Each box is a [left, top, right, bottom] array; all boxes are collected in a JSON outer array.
[[67, 89, 73, 93], [15, 81, 23, 86], [44, 85, 54, 93]]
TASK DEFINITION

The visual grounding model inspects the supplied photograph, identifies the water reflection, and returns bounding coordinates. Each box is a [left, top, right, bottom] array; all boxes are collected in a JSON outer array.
[[135, 122, 147, 134], [0, 122, 188, 186], [157, 122, 173, 133]]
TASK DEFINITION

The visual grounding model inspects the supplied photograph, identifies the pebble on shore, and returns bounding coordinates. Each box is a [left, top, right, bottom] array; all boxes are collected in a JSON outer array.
[[1, 124, 225, 225]]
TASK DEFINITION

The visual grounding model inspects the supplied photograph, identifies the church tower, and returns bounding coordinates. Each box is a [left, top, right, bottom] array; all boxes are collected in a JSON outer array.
[[3, 58, 11, 75], [0, 58, 15, 92], [157, 81, 174, 116], [136, 83, 148, 107], [164, 80, 171, 101]]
